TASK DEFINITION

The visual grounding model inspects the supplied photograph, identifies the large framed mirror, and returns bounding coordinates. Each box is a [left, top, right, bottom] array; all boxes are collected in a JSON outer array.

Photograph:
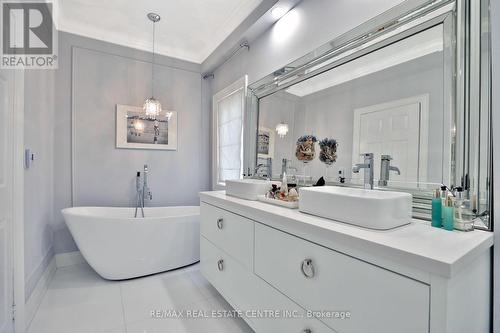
[[243, 0, 492, 229]]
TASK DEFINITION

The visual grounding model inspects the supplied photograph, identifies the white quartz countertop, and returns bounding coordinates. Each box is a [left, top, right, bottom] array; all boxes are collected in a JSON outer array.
[[200, 191, 493, 279]]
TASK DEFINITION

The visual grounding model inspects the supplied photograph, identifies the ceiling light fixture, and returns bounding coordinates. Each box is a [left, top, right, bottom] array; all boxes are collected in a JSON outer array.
[[271, 6, 287, 20], [143, 12, 162, 119]]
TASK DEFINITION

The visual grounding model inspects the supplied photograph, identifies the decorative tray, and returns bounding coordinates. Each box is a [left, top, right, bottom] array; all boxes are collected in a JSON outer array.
[[257, 195, 299, 209]]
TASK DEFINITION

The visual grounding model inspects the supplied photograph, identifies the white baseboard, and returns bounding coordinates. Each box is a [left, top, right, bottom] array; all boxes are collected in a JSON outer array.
[[26, 251, 86, 328], [25, 257, 56, 327], [55, 251, 86, 268]]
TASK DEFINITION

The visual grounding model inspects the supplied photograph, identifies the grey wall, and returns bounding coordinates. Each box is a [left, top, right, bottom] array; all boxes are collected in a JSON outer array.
[[205, 0, 405, 94], [24, 70, 55, 299], [492, 0, 499, 330], [261, 53, 445, 185], [53, 32, 209, 254]]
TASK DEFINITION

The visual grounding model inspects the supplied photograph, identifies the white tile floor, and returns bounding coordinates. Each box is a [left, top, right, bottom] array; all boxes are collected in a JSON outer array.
[[28, 263, 254, 333]]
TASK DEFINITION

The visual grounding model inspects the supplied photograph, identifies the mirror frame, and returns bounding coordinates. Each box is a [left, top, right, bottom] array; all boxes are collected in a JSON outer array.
[[244, 0, 492, 229]]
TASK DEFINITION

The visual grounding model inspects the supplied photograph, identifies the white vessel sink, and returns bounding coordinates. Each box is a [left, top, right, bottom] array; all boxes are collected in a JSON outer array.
[[225, 179, 271, 200], [299, 186, 412, 230]]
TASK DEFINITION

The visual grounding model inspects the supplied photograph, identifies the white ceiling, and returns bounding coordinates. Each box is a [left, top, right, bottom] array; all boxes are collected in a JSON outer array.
[[56, 0, 263, 64]]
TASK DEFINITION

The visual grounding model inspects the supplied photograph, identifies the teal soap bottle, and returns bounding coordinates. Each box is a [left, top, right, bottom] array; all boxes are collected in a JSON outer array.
[[443, 196, 455, 231], [431, 189, 442, 228]]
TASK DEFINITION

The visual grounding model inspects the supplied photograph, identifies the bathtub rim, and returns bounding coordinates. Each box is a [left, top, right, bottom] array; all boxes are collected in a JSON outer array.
[[61, 205, 200, 222]]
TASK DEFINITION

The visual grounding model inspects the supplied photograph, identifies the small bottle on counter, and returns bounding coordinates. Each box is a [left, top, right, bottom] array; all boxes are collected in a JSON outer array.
[[443, 195, 455, 231], [431, 188, 442, 228], [454, 187, 475, 231]]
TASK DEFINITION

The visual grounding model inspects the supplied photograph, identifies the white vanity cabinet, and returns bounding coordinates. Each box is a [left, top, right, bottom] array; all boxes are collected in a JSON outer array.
[[200, 192, 493, 333]]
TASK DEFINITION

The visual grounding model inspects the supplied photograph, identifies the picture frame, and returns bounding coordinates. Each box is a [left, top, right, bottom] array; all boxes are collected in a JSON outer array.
[[257, 126, 275, 159], [116, 104, 177, 150]]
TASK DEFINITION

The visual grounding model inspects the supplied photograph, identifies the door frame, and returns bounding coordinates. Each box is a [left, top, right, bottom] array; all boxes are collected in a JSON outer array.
[[352, 94, 430, 187], [12, 70, 25, 332]]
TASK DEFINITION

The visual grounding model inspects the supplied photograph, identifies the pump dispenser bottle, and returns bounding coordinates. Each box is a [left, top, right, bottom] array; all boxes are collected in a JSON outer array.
[[443, 195, 455, 231], [431, 189, 442, 228], [440, 185, 448, 221], [454, 187, 474, 231]]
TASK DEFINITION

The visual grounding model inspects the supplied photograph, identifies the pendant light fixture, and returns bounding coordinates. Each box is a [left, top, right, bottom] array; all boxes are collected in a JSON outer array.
[[143, 12, 162, 119], [276, 122, 289, 138]]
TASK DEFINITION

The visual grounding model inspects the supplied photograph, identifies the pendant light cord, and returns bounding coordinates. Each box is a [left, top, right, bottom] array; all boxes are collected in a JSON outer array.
[[151, 20, 155, 98]]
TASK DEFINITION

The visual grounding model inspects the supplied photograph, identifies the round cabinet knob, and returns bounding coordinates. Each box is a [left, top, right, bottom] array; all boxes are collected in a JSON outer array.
[[217, 218, 224, 230], [217, 259, 224, 271], [302, 330, 312, 333], [301, 259, 315, 278]]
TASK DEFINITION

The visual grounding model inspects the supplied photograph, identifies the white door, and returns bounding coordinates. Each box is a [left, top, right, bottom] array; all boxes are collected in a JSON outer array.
[[0, 69, 15, 333], [352, 96, 429, 188]]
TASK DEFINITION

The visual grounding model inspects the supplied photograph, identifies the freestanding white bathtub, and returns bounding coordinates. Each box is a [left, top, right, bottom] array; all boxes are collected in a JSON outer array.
[[62, 206, 200, 280]]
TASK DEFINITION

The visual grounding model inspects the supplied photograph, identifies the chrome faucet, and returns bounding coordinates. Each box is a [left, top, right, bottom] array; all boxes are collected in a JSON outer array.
[[281, 158, 297, 179], [378, 155, 401, 187], [250, 164, 266, 179], [134, 165, 153, 218], [281, 158, 289, 178], [143, 164, 152, 204], [265, 158, 272, 180], [352, 153, 374, 189], [251, 158, 272, 180], [135, 171, 144, 218]]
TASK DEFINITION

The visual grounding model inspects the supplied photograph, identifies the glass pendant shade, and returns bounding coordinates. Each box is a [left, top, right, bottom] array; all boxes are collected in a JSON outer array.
[[276, 122, 289, 138], [143, 97, 162, 119]]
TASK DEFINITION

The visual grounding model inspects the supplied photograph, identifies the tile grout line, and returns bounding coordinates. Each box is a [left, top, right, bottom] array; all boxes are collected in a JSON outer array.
[[184, 269, 247, 332], [118, 283, 128, 333], [118, 268, 212, 330], [183, 269, 237, 333]]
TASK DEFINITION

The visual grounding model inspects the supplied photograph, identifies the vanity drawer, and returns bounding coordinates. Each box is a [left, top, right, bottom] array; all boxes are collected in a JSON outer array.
[[250, 287, 336, 333], [200, 203, 254, 269], [200, 236, 256, 314], [254, 223, 430, 333], [201, 237, 334, 333]]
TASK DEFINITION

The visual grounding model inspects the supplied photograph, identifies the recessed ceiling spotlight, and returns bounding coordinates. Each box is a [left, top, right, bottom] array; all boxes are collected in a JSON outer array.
[[271, 6, 287, 20]]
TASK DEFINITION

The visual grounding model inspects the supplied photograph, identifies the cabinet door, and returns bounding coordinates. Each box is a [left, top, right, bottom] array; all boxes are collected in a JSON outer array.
[[254, 223, 430, 333]]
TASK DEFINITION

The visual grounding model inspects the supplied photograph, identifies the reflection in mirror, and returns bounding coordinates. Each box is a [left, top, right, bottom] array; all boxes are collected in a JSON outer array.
[[258, 24, 450, 191]]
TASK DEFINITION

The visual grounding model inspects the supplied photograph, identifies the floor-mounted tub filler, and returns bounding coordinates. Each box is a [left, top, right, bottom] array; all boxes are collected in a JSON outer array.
[[62, 206, 200, 280]]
